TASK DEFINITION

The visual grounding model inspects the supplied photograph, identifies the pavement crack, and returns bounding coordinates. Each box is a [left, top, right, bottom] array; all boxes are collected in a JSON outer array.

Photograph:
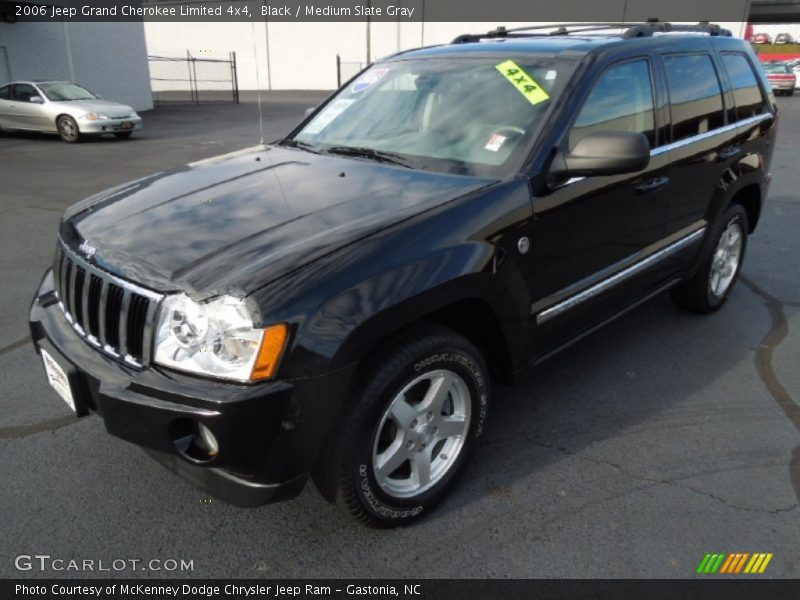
[[0, 415, 78, 440], [740, 274, 800, 504], [529, 439, 798, 515], [0, 336, 31, 358]]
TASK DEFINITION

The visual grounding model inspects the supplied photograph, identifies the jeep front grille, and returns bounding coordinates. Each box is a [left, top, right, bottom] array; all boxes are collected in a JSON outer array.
[[53, 243, 163, 367]]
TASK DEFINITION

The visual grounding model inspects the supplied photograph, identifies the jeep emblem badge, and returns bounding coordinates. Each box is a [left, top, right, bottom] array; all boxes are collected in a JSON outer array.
[[517, 237, 530, 254], [79, 240, 97, 259]]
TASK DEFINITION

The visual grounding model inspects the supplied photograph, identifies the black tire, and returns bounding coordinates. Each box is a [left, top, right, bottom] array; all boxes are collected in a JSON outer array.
[[57, 116, 80, 143], [788, 90, 795, 97], [670, 204, 748, 314], [313, 325, 490, 528], [114, 131, 133, 140]]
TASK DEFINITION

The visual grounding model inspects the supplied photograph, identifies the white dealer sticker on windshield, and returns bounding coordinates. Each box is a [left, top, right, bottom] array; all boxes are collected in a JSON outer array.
[[484, 133, 507, 152], [351, 68, 389, 93], [303, 98, 356, 135]]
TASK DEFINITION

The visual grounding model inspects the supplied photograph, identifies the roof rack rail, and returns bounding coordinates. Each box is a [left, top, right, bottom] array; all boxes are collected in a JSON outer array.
[[451, 21, 733, 44]]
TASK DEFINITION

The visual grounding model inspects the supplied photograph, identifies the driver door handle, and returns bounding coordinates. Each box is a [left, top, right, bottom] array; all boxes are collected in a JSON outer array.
[[635, 176, 669, 195]]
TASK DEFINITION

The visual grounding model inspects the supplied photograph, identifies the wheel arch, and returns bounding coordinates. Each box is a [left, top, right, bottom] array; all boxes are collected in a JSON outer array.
[[729, 182, 762, 234]]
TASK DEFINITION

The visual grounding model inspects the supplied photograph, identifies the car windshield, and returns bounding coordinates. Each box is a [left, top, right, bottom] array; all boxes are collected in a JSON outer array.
[[288, 56, 578, 176], [38, 83, 98, 101], [764, 63, 791, 74]]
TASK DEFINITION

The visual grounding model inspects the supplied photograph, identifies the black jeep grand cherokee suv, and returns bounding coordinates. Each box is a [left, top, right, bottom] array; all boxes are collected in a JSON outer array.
[[30, 23, 776, 527]]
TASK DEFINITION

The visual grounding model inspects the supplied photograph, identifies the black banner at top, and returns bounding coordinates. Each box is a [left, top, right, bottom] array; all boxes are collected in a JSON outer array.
[[1, 0, 753, 22]]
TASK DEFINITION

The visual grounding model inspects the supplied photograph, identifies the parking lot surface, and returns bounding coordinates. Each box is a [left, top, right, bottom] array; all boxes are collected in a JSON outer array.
[[1, 94, 798, 578]]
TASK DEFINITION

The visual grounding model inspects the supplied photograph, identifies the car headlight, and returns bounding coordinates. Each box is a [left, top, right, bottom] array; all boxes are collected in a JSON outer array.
[[153, 294, 288, 382], [82, 113, 110, 121], [129, 111, 139, 118]]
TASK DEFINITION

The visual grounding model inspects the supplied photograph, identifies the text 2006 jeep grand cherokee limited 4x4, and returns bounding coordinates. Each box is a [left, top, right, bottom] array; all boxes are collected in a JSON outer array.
[[30, 22, 776, 527]]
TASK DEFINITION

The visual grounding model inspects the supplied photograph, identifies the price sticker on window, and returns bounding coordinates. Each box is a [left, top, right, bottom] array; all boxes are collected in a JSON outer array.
[[495, 60, 550, 106]]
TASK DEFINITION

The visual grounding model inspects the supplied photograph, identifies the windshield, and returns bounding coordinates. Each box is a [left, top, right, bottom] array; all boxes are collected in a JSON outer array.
[[763, 63, 790, 74], [38, 83, 98, 101], [289, 56, 577, 176]]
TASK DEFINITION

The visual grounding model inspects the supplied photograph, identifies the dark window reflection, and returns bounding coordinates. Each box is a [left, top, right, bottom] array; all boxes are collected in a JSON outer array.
[[722, 53, 766, 121], [570, 59, 655, 150], [664, 54, 725, 141]]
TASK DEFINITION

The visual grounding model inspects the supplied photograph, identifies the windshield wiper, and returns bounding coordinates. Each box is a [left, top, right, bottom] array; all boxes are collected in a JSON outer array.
[[325, 146, 413, 168], [281, 139, 323, 154]]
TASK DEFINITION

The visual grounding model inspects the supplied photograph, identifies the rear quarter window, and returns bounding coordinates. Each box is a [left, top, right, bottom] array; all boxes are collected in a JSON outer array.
[[721, 53, 766, 121], [664, 54, 725, 141]]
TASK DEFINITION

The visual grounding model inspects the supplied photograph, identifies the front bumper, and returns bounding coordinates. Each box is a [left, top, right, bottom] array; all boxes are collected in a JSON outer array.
[[29, 270, 350, 506], [79, 116, 142, 134]]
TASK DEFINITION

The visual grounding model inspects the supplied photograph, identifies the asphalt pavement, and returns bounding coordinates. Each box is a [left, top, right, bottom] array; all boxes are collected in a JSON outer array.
[[1, 93, 798, 579]]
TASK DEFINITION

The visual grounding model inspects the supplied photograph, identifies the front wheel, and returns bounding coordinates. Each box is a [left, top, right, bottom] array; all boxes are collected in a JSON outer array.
[[313, 326, 490, 527], [671, 204, 748, 313], [57, 116, 80, 143]]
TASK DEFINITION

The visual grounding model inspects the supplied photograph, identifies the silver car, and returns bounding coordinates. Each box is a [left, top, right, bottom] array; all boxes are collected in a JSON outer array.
[[0, 81, 142, 143]]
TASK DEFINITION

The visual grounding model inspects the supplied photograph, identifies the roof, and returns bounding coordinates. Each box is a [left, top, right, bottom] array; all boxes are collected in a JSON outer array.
[[387, 22, 740, 62], [389, 31, 747, 63]]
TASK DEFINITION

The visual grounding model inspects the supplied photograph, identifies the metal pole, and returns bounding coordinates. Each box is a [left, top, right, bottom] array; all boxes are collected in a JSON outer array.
[[186, 49, 194, 104], [366, 0, 372, 65], [230, 51, 239, 104], [232, 51, 240, 104], [263, 4, 273, 91], [191, 57, 199, 106], [336, 54, 342, 88], [421, 0, 426, 46]]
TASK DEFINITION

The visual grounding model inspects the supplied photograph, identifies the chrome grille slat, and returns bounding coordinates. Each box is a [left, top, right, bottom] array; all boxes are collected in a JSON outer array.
[[53, 242, 164, 368], [118, 291, 132, 358], [97, 280, 110, 347]]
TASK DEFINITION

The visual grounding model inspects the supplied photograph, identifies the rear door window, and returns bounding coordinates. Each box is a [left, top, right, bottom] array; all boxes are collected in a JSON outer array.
[[721, 53, 766, 120], [0, 84, 10, 100], [569, 59, 656, 150], [664, 54, 725, 141]]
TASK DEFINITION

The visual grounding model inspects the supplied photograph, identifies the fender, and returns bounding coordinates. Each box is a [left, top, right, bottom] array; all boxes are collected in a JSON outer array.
[[249, 178, 535, 382]]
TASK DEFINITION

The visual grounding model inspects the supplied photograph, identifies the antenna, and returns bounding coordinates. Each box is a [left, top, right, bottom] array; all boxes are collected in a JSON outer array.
[[250, 20, 265, 145]]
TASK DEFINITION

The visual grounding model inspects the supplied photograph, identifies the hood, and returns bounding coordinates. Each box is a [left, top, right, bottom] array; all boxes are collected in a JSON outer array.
[[61, 145, 493, 296], [55, 99, 135, 117]]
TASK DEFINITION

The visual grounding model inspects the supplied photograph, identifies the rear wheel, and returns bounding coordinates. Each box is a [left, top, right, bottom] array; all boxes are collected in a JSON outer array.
[[313, 326, 490, 527], [114, 131, 133, 140], [671, 204, 748, 313], [57, 116, 80, 143]]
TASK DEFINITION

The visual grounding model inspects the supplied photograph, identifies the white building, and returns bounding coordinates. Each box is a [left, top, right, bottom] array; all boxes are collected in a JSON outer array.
[[0, 20, 153, 111], [145, 20, 750, 92]]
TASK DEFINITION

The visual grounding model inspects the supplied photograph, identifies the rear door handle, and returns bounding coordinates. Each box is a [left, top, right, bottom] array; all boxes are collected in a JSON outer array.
[[719, 146, 741, 161], [635, 176, 669, 195]]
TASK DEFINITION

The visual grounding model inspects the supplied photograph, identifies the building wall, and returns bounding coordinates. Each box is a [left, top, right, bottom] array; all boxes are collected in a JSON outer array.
[[145, 20, 749, 91], [0, 21, 153, 111]]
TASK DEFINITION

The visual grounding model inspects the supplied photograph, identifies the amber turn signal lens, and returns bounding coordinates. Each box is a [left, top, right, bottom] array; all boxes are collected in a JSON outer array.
[[251, 323, 289, 381]]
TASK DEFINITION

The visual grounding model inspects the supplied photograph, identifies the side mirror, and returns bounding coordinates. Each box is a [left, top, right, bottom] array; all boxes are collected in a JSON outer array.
[[549, 131, 650, 182], [29, 95, 44, 104], [304, 106, 316, 117]]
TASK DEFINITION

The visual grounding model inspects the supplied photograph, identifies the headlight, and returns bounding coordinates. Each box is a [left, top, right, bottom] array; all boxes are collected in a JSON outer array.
[[153, 294, 288, 382], [129, 111, 139, 118], [82, 113, 110, 121]]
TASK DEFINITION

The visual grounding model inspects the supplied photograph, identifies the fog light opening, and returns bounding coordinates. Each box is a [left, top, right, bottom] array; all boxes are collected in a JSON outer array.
[[169, 419, 219, 463]]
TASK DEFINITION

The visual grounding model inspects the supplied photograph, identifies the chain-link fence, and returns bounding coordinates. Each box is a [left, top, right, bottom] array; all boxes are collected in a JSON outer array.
[[148, 51, 239, 105], [336, 55, 368, 87]]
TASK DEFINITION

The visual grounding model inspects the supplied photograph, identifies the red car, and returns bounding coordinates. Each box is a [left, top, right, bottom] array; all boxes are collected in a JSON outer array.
[[764, 62, 796, 96], [753, 33, 771, 44]]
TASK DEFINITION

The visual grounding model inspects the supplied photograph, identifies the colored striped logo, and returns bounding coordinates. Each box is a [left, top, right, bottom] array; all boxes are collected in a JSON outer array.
[[697, 553, 773, 574]]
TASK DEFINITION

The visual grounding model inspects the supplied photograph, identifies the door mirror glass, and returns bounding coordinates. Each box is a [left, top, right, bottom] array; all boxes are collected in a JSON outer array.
[[29, 95, 44, 104], [550, 131, 650, 180]]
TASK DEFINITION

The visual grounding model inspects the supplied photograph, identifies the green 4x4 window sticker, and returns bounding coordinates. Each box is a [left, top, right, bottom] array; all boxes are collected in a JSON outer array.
[[495, 60, 550, 105]]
